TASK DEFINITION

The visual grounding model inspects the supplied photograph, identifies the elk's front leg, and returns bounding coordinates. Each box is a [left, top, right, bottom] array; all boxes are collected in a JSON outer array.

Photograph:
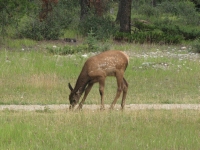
[[78, 83, 94, 109], [99, 77, 105, 110]]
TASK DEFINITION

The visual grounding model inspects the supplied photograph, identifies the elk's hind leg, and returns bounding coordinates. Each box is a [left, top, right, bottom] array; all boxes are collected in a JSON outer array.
[[98, 77, 105, 110], [110, 72, 124, 109], [121, 78, 128, 110]]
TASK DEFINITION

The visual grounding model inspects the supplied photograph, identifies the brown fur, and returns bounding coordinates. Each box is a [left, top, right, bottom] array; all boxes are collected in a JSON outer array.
[[68, 50, 129, 110]]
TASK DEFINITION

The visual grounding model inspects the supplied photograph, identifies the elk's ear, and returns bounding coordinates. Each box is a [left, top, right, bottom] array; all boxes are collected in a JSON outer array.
[[68, 83, 73, 91]]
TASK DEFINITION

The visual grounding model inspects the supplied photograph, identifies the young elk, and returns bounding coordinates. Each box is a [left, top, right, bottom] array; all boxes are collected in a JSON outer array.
[[68, 50, 129, 110]]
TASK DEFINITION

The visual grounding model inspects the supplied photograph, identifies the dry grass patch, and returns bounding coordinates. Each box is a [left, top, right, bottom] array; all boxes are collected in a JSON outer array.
[[27, 73, 59, 89]]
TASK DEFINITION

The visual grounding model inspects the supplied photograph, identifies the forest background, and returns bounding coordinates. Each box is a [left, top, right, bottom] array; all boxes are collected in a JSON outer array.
[[0, 0, 200, 51]]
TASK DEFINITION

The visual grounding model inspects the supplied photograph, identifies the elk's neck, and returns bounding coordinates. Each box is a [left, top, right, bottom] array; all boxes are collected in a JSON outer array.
[[73, 72, 89, 95]]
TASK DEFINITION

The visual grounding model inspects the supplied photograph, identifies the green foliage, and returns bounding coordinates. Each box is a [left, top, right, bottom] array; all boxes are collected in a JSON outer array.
[[84, 28, 100, 52], [115, 21, 185, 44], [47, 41, 109, 55], [128, 0, 200, 44], [158, 1, 200, 25], [1, 0, 200, 44], [0, 0, 36, 37], [48, 29, 109, 55], [159, 25, 200, 40], [115, 31, 183, 44], [79, 14, 118, 40], [134, 20, 156, 31], [138, 4, 159, 17], [190, 38, 200, 53], [47, 44, 89, 55], [115, 18, 200, 44], [16, 0, 79, 40], [18, 17, 63, 40]]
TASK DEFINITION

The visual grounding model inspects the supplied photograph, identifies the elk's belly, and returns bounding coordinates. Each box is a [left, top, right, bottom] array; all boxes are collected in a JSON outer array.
[[88, 67, 116, 77], [105, 67, 116, 76]]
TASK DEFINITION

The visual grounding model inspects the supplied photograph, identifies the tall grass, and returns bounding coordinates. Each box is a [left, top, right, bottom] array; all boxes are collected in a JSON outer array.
[[0, 41, 200, 149], [0, 42, 200, 105], [0, 49, 84, 104], [0, 110, 200, 149], [0, 38, 36, 50]]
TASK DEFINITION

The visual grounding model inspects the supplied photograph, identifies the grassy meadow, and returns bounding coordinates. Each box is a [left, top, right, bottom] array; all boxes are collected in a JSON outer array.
[[0, 39, 200, 149], [0, 110, 200, 149], [0, 39, 200, 105]]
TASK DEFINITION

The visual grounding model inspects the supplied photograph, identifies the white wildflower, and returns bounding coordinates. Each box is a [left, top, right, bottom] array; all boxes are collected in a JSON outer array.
[[181, 46, 186, 50], [82, 54, 88, 58]]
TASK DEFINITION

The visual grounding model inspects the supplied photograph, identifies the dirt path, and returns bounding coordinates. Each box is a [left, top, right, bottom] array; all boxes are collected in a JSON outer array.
[[0, 104, 200, 111]]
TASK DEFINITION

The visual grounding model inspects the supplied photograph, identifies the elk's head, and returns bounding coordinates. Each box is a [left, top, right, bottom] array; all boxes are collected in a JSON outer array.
[[68, 83, 81, 109]]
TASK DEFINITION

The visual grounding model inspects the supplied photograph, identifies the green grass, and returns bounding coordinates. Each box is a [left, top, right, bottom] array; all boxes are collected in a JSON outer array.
[[0, 40, 200, 150], [63, 29, 80, 39], [127, 57, 200, 104], [0, 110, 200, 149], [0, 50, 84, 104], [0, 38, 36, 50], [0, 42, 200, 105]]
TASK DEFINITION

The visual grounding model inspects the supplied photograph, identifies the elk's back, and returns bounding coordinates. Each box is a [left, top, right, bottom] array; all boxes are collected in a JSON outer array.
[[84, 50, 129, 76]]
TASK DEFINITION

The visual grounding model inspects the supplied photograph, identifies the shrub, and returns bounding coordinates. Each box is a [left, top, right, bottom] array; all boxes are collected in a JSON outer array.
[[158, 1, 179, 15], [47, 42, 109, 55], [19, 17, 63, 40], [138, 4, 159, 17], [124, 19, 199, 44], [158, 1, 200, 25], [115, 30, 184, 44], [47, 44, 88, 55], [79, 14, 117, 40], [84, 29, 99, 52], [134, 20, 156, 31], [115, 20, 184, 44], [17, 0, 78, 40], [190, 38, 200, 53], [159, 25, 200, 40], [48, 30, 109, 55]]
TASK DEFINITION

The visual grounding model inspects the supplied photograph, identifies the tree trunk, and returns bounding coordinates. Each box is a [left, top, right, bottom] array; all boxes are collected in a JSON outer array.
[[151, 0, 156, 7], [92, 0, 104, 16], [115, 0, 122, 23], [80, 0, 105, 20], [80, 0, 89, 20], [119, 0, 132, 33]]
